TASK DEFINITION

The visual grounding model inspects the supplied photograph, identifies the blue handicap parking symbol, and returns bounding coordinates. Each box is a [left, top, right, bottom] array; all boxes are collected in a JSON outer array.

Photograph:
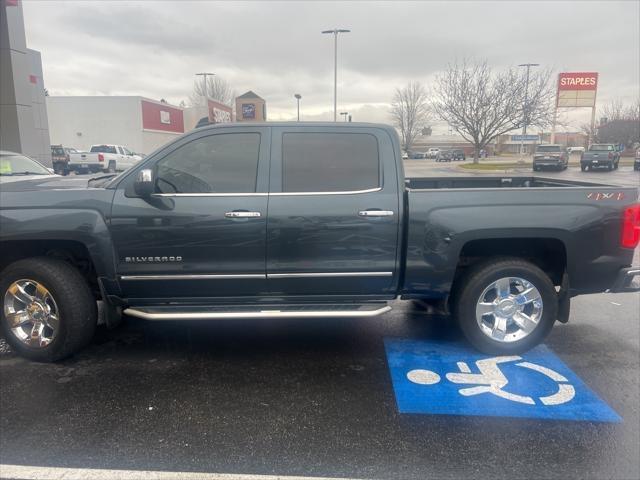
[[384, 339, 621, 422]]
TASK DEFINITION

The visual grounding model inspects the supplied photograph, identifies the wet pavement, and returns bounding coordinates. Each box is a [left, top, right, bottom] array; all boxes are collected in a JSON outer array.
[[1, 289, 639, 479]]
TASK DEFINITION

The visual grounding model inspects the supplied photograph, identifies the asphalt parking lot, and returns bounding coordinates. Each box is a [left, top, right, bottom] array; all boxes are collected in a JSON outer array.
[[1, 162, 639, 480]]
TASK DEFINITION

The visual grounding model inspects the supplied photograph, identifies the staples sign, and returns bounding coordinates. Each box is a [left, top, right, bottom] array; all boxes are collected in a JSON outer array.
[[558, 72, 598, 91]]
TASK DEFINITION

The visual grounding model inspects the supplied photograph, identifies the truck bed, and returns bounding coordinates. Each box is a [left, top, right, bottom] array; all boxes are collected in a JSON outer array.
[[402, 176, 638, 299], [406, 176, 611, 190]]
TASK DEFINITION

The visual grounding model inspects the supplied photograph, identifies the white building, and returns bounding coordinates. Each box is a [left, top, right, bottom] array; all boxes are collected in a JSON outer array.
[[46, 96, 185, 155]]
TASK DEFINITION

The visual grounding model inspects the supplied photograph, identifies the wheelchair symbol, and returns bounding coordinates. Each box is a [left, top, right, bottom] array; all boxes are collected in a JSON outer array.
[[407, 355, 575, 406]]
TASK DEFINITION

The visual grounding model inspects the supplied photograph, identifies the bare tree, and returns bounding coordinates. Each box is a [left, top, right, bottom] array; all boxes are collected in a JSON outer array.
[[189, 76, 235, 107], [432, 59, 555, 162], [600, 97, 640, 122], [587, 98, 640, 148], [390, 81, 431, 153]]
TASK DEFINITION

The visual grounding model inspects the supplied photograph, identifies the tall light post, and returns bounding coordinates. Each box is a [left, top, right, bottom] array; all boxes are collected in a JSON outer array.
[[195, 72, 215, 106], [518, 63, 539, 155], [340, 112, 349, 122], [321, 28, 350, 121], [294, 93, 302, 121]]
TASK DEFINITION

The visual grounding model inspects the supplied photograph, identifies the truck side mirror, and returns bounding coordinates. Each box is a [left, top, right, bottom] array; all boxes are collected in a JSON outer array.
[[134, 169, 155, 197]]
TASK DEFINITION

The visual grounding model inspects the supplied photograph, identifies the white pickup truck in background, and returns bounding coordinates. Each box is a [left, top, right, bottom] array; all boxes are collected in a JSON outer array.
[[68, 144, 142, 174]]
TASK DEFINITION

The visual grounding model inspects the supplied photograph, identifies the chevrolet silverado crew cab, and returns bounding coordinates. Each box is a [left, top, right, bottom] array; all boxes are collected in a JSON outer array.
[[1, 123, 639, 362], [68, 144, 141, 174]]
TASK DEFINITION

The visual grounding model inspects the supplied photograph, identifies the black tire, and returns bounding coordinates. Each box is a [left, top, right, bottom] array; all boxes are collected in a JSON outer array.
[[607, 162, 613, 171], [452, 258, 558, 355], [533, 166, 539, 172], [581, 164, 587, 172], [106, 161, 116, 173], [0, 257, 97, 362]]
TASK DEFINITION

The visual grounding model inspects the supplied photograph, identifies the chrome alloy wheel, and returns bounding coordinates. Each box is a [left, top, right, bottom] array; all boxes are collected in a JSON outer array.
[[475, 277, 543, 343], [3, 279, 60, 348]]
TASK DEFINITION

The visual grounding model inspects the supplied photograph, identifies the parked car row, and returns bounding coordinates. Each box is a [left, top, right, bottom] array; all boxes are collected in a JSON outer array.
[[404, 148, 467, 161], [50, 144, 142, 175], [435, 149, 466, 162], [532, 143, 634, 174]]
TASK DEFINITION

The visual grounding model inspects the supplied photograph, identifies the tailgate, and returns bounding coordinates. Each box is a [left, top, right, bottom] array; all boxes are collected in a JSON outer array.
[[69, 153, 100, 165]]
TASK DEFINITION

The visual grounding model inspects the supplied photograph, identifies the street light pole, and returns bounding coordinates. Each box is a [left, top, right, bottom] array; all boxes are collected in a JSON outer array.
[[518, 63, 539, 156], [322, 28, 350, 122], [195, 72, 215, 107], [294, 93, 302, 121]]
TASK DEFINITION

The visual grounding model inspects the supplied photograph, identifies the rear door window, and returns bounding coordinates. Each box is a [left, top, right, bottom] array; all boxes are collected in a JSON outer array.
[[281, 132, 379, 193]]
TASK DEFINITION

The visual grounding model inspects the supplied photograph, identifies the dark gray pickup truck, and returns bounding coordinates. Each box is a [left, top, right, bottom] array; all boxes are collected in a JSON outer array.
[[1, 122, 639, 362]]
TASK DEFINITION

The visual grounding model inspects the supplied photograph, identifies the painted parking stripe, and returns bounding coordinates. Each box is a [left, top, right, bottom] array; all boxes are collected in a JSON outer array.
[[384, 339, 621, 422], [0, 465, 368, 480]]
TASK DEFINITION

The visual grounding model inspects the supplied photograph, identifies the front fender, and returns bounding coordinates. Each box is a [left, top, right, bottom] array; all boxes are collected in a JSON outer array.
[[0, 208, 117, 281]]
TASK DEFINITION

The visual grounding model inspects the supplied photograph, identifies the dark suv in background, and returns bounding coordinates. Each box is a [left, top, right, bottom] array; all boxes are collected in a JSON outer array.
[[435, 149, 453, 162], [50, 145, 69, 175], [451, 149, 466, 161], [533, 144, 568, 171]]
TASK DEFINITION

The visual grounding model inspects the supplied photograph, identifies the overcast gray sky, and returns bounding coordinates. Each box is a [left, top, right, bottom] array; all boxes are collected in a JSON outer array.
[[23, 0, 639, 132]]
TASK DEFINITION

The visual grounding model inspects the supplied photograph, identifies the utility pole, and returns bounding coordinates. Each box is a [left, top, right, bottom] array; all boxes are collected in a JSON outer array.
[[322, 29, 350, 121], [518, 63, 539, 155], [294, 93, 302, 121], [340, 112, 349, 122], [195, 72, 215, 106]]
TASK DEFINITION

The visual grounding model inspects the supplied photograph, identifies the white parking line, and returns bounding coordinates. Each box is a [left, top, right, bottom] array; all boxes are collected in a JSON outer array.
[[0, 465, 367, 480]]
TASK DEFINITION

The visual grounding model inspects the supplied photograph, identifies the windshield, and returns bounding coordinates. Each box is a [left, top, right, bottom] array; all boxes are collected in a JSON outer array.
[[0, 154, 51, 175], [536, 145, 562, 152], [589, 144, 614, 151], [52, 147, 65, 155], [90, 145, 117, 154]]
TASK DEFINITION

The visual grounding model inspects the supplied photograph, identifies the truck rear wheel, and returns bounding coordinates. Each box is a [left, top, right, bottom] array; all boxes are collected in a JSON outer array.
[[1, 258, 97, 362], [452, 258, 558, 355]]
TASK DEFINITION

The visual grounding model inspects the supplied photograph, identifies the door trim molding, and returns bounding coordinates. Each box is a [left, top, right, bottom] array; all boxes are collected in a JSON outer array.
[[120, 272, 393, 281], [267, 272, 393, 278], [120, 274, 266, 281], [152, 193, 268, 197]]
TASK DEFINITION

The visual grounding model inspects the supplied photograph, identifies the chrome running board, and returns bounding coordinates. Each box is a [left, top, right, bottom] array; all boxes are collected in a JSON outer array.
[[123, 304, 391, 321]]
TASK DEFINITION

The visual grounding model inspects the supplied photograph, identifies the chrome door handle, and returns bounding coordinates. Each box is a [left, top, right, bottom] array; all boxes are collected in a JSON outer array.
[[224, 211, 261, 218], [358, 210, 394, 217]]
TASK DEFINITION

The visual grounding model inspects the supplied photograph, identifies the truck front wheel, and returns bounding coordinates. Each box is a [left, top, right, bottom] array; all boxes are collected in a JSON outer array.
[[452, 258, 558, 355], [0, 258, 97, 362]]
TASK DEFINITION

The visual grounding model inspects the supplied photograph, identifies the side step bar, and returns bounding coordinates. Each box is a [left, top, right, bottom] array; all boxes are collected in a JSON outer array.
[[123, 305, 392, 321]]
